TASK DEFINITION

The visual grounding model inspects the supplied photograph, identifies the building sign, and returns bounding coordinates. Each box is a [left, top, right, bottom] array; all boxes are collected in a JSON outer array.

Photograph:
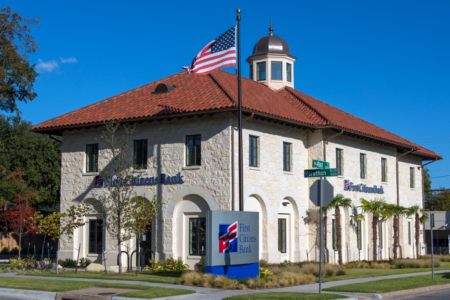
[[344, 180, 384, 194], [206, 211, 259, 279], [94, 173, 184, 187]]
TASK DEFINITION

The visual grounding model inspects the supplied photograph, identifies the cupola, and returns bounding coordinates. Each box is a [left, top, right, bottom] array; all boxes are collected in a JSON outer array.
[[246, 17, 296, 90]]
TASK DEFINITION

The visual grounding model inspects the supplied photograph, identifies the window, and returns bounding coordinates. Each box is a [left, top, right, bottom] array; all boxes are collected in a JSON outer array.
[[86, 144, 98, 173], [257, 62, 266, 81], [134, 140, 148, 169], [250, 64, 253, 80], [286, 63, 292, 82], [360, 153, 366, 179], [283, 142, 291, 172], [408, 221, 411, 245], [332, 219, 337, 251], [410, 167, 415, 188], [378, 220, 383, 249], [189, 218, 206, 256], [89, 219, 103, 254], [381, 158, 387, 182], [357, 220, 362, 250], [186, 135, 201, 166], [336, 149, 343, 176], [271, 61, 282, 80], [249, 136, 258, 167], [278, 219, 286, 253]]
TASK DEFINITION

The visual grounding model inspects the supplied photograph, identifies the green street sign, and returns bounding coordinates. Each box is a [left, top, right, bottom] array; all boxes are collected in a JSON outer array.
[[313, 160, 330, 169], [304, 168, 338, 178]]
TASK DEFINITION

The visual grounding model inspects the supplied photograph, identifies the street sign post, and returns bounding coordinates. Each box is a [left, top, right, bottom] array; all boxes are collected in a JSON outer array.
[[313, 160, 330, 169], [304, 168, 338, 178], [304, 161, 338, 293]]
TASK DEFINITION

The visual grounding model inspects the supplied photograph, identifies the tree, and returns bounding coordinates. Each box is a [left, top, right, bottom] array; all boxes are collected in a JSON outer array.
[[29, 211, 62, 261], [0, 7, 40, 112], [0, 166, 30, 210], [94, 121, 136, 275], [326, 194, 352, 266], [0, 112, 61, 208], [130, 193, 164, 270], [357, 197, 388, 262], [406, 205, 429, 259], [385, 204, 406, 260], [56, 205, 88, 274], [1, 192, 39, 256]]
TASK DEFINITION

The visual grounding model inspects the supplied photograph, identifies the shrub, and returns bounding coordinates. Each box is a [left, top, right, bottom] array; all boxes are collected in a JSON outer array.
[[10, 255, 36, 269], [58, 258, 77, 268], [195, 256, 206, 273], [79, 258, 92, 268], [259, 267, 273, 278], [165, 256, 189, 273], [10, 247, 19, 255], [145, 258, 166, 272], [323, 264, 336, 277], [259, 259, 268, 268], [215, 275, 237, 289], [1, 247, 8, 254], [336, 269, 347, 276], [202, 273, 215, 287], [300, 263, 319, 275]]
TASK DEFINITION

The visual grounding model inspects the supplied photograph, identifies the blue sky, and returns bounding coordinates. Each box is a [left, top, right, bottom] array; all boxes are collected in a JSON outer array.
[[10, 0, 450, 189]]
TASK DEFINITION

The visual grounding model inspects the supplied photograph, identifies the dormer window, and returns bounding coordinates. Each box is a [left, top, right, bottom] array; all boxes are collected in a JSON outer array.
[[286, 63, 292, 82], [257, 62, 266, 81], [271, 62, 282, 80], [250, 64, 253, 80]]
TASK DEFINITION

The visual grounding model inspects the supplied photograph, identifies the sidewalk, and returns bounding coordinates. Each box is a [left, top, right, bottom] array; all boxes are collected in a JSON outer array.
[[1, 270, 450, 299]]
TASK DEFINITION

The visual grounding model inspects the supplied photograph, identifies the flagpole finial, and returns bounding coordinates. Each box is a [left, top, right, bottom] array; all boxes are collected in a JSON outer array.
[[236, 8, 241, 14], [269, 15, 273, 36]]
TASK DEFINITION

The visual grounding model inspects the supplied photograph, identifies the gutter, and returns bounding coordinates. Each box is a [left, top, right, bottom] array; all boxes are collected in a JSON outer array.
[[231, 113, 254, 211], [421, 159, 438, 254]]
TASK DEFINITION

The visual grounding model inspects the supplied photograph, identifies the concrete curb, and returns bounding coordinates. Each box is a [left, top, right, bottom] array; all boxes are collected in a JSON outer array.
[[380, 283, 450, 299], [0, 287, 57, 300]]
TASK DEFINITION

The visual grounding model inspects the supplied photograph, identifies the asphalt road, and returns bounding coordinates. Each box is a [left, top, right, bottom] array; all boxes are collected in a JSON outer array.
[[389, 289, 450, 299]]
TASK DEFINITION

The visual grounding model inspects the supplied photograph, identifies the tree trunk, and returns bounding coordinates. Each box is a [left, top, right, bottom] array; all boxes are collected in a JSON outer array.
[[56, 239, 60, 274], [393, 216, 398, 260], [118, 241, 122, 275], [41, 235, 46, 261], [373, 215, 378, 262], [18, 234, 22, 257], [415, 213, 420, 259], [336, 206, 342, 266]]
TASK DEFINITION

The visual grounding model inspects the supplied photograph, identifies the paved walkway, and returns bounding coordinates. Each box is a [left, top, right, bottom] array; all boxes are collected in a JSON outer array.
[[1, 270, 450, 299]]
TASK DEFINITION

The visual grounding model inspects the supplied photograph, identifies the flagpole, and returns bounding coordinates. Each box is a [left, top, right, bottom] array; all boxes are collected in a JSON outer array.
[[236, 9, 244, 212]]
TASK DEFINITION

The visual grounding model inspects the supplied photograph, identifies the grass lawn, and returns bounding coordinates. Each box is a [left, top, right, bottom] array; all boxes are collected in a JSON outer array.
[[223, 293, 347, 300], [321, 262, 450, 283], [25, 271, 181, 284], [324, 272, 450, 294], [0, 277, 194, 299]]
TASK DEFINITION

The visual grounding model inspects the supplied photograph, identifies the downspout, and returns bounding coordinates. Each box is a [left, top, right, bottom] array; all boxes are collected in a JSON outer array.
[[322, 129, 344, 262], [231, 113, 254, 211], [396, 148, 415, 258], [421, 159, 438, 254]]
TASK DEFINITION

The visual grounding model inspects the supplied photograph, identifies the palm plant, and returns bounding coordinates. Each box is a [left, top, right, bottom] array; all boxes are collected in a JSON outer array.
[[356, 197, 388, 262], [406, 205, 429, 258], [385, 204, 406, 260], [326, 194, 352, 266]]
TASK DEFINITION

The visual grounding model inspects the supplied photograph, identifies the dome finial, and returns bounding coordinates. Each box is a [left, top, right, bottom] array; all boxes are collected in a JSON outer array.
[[269, 15, 273, 36]]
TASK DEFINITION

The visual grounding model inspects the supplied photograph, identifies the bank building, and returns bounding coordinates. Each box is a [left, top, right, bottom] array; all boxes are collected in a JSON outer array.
[[33, 25, 442, 269]]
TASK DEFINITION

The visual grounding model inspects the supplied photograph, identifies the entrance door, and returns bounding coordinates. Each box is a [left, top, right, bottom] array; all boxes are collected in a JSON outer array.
[[137, 223, 152, 267], [278, 214, 290, 262]]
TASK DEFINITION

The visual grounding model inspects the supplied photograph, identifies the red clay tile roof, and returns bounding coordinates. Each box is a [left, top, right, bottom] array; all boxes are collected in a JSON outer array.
[[32, 70, 441, 160]]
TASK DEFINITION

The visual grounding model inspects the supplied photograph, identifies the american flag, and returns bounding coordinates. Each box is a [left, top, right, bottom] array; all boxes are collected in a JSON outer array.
[[183, 26, 236, 75], [219, 221, 238, 253]]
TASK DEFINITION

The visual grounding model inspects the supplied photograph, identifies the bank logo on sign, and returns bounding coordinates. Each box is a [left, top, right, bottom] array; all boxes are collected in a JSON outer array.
[[344, 180, 350, 190], [219, 222, 238, 254], [95, 175, 103, 187]]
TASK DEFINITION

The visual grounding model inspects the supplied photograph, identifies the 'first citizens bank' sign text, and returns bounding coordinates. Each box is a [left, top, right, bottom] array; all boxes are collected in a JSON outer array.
[[95, 173, 184, 187]]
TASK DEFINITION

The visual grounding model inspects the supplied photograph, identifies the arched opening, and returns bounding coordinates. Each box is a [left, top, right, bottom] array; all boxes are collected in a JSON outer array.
[[174, 194, 210, 269], [78, 198, 104, 264], [278, 198, 295, 262], [245, 195, 267, 261]]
